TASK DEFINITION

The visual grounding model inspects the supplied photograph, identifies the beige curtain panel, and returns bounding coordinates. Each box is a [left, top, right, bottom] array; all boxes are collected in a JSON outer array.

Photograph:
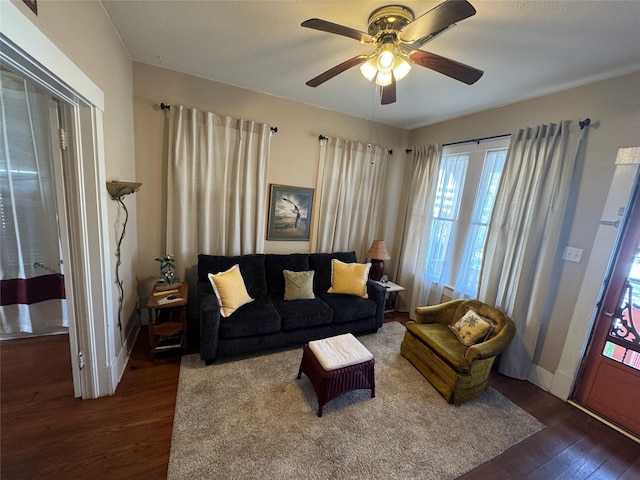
[[478, 120, 586, 379], [166, 105, 272, 271], [315, 137, 388, 260]]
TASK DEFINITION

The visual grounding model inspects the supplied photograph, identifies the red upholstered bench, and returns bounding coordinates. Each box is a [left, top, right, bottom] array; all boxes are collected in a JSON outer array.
[[297, 333, 375, 417]]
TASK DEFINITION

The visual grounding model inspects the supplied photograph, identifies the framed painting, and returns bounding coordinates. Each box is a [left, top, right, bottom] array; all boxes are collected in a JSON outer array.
[[267, 184, 314, 241], [23, 0, 37, 15]]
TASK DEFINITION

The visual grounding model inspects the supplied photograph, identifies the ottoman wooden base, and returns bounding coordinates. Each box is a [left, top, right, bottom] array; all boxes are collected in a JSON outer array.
[[297, 343, 375, 417]]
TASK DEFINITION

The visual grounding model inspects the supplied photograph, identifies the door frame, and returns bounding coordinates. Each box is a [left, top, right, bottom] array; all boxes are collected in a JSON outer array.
[[571, 172, 640, 435], [1, 3, 116, 398]]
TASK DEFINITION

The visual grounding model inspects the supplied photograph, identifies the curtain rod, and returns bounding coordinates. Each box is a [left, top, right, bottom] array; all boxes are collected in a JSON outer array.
[[318, 134, 392, 155], [405, 133, 509, 153], [159, 102, 278, 133], [405, 118, 592, 153]]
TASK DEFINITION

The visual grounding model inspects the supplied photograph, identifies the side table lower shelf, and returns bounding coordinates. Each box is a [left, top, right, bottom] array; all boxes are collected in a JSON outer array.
[[147, 283, 189, 357]]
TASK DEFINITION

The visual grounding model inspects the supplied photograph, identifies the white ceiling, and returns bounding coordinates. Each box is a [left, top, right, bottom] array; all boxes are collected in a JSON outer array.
[[102, 0, 640, 130]]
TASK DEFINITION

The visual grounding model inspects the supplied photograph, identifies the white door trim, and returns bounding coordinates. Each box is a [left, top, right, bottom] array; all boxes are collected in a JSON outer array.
[[1, 1, 115, 398]]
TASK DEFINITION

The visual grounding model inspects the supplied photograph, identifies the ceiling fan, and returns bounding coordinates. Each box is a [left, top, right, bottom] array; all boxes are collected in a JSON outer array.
[[301, 0, 484, 105]]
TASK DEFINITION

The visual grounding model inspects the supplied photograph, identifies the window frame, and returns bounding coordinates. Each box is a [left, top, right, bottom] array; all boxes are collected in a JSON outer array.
[[432, 137, 510, 295]]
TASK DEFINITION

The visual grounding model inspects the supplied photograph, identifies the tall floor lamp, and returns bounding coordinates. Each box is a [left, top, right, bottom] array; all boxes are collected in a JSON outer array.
[[106, 181, 141, 342], [366, 240, 391, 281]]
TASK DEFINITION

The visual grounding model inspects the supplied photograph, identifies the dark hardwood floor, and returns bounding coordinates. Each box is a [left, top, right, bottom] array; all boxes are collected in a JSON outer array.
[[2, 315, 639, 479]]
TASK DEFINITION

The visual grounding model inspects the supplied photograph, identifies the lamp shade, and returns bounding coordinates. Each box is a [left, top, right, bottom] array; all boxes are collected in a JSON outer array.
[[106, 181, 141, 200], [366, 240, 391, 260]]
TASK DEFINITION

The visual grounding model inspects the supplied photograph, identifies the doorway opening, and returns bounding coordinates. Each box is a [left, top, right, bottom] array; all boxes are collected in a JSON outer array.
[[2, 21, 118, 398]]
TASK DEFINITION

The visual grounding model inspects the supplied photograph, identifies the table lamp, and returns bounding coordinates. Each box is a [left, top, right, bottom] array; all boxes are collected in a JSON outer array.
[[366, 240, 391, 281]]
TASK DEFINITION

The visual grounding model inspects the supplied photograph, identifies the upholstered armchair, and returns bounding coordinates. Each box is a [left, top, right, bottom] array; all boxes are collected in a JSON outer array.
[[400, 299, 515, 405]]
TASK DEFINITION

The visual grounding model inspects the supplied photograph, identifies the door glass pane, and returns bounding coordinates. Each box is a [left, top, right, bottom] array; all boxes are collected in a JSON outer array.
[[602, 245, 640, 371]]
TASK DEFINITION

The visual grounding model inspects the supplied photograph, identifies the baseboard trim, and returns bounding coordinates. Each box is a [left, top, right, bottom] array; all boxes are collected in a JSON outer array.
[[568, 400, 640, 445], [110, 317, 141, 393], [528, 364, 553, 391]]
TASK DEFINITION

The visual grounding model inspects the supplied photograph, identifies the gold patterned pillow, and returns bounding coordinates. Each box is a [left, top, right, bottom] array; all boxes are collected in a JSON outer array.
[[449, 309, 494, 346]]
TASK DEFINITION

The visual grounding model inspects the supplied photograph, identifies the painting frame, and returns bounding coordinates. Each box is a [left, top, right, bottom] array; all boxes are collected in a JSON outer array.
[[23, 0, 38, 15], [267, 184, 314, 241]]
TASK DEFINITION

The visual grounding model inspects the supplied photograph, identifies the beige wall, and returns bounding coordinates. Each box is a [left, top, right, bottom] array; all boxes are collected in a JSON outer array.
[[410, 72, 640, 379], [10, 0, 138, 356], [132, 62, 410, 300]]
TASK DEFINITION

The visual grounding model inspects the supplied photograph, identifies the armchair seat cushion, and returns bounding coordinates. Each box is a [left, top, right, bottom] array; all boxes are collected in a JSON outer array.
[[406, 322, 470, 372]]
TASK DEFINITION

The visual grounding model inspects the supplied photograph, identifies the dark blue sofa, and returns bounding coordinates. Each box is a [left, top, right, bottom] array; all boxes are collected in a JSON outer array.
[[198, 251, 386, 364]]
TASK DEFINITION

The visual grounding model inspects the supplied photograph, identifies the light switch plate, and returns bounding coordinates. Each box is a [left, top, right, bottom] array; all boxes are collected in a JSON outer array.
[[562, 246, 583, 263]]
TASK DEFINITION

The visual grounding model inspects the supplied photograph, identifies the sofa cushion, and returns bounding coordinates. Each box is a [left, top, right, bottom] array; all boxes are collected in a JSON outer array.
[[406, 322, 469, 372], [218, 298, 281, 339], [328, 259, 371, 298], [309, 251, 357, 292], [449, 309, 494, 346], [198, 254, 267, 298], [265, 253, 310, 295], [317, 292, 376, 324], [207, 265, 253, 317], [283, 270, 315, 300], [271, 296, 333, 330]]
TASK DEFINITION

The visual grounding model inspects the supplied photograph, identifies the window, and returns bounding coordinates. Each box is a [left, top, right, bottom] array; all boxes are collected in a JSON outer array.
[[426, 154, 467, 282], [454, 149, 507, 297], [424, 138, 509, 297]]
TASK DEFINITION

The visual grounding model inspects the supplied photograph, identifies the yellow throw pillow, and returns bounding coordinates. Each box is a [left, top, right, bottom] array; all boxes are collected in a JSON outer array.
[[449, 309, 494, 346], [327, 259, 371, 298], [208, 264, 253, 317]]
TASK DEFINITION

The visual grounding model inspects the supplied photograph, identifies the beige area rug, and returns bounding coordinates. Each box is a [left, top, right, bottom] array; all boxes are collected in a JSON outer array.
[[168, 322, 543, 479]]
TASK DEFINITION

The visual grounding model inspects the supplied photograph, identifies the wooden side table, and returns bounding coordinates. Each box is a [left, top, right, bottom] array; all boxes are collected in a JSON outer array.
[[146, 282, 188, 357], [372, 280, 405, 319]]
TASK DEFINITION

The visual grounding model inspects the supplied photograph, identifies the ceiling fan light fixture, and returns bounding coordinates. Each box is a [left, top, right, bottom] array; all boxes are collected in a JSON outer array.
[[392, 54, 411, 81], [360, 58, 378, 81], [375, 70, 393, 86], [377, 45, 395, 72]]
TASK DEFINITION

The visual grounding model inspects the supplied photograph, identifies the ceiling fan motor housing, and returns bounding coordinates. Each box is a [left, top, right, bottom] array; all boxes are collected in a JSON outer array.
[[367, 5, 415, 37]]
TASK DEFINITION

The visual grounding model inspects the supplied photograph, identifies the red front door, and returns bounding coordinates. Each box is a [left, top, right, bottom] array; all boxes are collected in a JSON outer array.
[[573, 182, 640, 437]]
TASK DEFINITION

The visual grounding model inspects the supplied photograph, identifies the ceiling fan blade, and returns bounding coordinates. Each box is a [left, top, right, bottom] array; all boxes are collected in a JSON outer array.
[[306, 56, 368, 88], [399, 0, 476, 43], [381, 77, 396, 105], [410, 50, 483, 85], [301, 18, 373, 43]]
